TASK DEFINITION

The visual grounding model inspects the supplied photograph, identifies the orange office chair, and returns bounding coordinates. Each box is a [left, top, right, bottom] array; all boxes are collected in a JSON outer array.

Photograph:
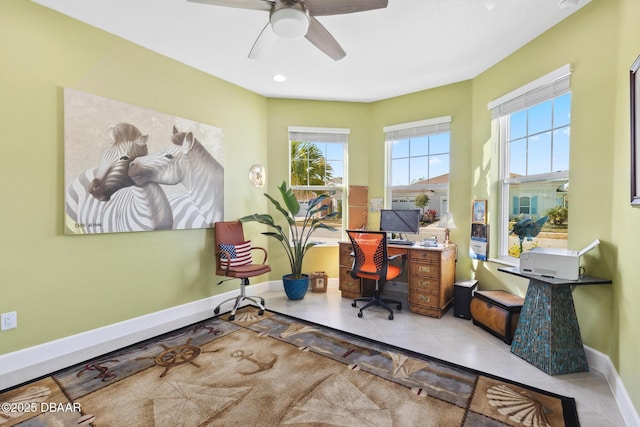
[[347, 230, 407, 320], [213, 221, 271, 321]]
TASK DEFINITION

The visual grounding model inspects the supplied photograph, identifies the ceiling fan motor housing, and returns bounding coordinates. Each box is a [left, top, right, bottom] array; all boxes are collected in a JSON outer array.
[[270, 1, 310, 39]]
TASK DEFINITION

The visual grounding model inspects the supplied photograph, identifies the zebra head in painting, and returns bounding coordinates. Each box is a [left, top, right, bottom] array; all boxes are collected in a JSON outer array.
[[66, 122, 174, 234], [128, 126, 224, 227], [89, 123, 149, 202]]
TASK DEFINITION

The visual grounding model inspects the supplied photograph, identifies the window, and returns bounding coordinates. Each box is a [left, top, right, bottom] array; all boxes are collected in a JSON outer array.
[[384, 117, 451, 238], [288, 126, 347, 244], [489, 65, 571, 260], [517, 196, 531, 215]]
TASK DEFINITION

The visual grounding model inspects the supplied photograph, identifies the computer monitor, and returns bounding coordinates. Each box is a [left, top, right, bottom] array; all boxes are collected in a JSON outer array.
[[379, 209, 421, 237]]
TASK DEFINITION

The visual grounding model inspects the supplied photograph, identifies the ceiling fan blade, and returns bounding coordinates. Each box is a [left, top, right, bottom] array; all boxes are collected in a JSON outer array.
[[248, 22, 277, 59], [186, 0, 273, 12], [305, 0, 388, 16], [305, 16, 346, 61]]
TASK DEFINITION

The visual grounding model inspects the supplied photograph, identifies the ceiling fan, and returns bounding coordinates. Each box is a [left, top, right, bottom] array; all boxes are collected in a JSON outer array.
[[186, 0, 388, 61]]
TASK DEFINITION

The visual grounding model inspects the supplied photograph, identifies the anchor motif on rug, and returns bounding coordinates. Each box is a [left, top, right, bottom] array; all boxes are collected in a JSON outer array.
[[231, 350, 277, 375], [76, 360, 120, 382]]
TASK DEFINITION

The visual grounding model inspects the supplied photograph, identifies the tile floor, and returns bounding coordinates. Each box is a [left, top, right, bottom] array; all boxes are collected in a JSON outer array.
[[259, 286, 627, 427]]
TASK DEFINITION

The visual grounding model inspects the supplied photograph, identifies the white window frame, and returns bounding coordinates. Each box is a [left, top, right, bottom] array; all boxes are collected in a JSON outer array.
[[489, 65, 572, 262], [288, 126, 348, 244], [383, 116, 452, 207]]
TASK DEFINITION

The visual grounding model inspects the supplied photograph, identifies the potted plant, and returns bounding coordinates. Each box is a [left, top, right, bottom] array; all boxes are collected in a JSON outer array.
[[240, 181, 338, 300]]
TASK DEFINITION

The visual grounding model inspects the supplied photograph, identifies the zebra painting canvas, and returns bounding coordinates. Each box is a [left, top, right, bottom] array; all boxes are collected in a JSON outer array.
[[128, 127, 224, 228], [64, 88, 224, 235]]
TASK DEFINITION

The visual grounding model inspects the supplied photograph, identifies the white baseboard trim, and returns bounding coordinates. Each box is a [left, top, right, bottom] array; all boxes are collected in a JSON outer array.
[[0, 280, 274, 390], [1, 281, 637, 427], [585, 345, 640, 427]]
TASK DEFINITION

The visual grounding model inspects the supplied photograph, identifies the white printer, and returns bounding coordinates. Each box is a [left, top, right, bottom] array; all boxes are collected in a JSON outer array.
[[519, 239, 600, 280]]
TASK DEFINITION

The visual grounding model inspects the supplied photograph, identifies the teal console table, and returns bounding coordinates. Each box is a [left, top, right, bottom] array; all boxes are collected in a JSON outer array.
[[498, 267, 611, 376]]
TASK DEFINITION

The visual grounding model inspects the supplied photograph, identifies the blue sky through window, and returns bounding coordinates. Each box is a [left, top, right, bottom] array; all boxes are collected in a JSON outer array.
[[391, 132, 450, 186], [508, 93, 571, 177]]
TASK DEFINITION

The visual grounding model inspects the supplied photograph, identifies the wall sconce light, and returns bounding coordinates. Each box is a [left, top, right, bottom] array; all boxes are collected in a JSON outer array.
[[249, 164, 266, 188]]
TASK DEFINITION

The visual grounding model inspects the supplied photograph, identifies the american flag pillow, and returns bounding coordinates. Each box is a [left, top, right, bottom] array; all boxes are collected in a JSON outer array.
[[219, 241, 252, 268]]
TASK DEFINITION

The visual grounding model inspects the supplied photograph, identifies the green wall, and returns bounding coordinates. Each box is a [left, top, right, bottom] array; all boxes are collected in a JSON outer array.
[[610, 0, 640, 412], [471, 0, 618, 342], [0, 0, 271, 352], [264, 99, 372, 279], [370, 82, 474, 280], [2, 0, 639, 414], [469, 0, 640, 410]]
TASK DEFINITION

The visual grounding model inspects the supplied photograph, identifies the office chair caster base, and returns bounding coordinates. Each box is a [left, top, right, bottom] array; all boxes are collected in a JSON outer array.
[[228, 314, 235, 321], [396, 304, 402, 310], [214, 307, 220, 315], [258, 310, 264, 316], [352, 301, 357, 308], [357, 311, 363, 318], [388, 313, 394, 320]]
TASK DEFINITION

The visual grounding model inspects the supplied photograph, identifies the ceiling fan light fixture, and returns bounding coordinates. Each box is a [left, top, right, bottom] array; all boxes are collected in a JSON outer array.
[[558, 0, 579, 9], [270, 6, 309, 39]]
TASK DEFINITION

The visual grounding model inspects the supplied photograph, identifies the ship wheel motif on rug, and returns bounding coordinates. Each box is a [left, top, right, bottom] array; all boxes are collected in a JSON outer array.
[[137, 337, 218, 377]]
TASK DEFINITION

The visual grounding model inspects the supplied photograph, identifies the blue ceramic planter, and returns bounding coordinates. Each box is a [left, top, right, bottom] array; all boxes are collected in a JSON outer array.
[[282, 274, 309, 300]]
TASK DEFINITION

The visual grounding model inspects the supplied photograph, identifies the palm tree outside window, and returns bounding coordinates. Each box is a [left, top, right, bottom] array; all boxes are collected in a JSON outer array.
[[288, 127, 348, 243]]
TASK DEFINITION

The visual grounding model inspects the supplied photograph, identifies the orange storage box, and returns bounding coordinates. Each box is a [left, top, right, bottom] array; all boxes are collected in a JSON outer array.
[[470, 290, 523, 344]]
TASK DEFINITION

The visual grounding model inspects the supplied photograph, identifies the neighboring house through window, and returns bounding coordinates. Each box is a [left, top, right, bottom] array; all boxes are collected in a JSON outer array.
[[289, 126, 347, 243], [489, 65, 571, 260], [384, 116, 451, 238]]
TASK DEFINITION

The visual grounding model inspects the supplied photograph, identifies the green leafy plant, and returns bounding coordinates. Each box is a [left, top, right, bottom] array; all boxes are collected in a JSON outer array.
[[240, 181, 338, 280], [414, 193, 430, 211], [545, 206, 568, 225]]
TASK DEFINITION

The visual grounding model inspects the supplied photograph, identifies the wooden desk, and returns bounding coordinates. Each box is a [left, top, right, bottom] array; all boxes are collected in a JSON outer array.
[[499, 266, 611, 375], [338, 242, 456, 318]]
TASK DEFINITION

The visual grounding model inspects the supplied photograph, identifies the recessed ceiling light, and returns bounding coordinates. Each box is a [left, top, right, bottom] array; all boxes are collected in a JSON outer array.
[[484, 1, 497, 11], [273, 74, 287, 82]]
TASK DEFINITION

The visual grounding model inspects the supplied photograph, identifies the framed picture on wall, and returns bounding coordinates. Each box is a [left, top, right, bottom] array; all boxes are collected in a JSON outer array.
[[631, 54, 640, 205], [472, 200, 487, 224]]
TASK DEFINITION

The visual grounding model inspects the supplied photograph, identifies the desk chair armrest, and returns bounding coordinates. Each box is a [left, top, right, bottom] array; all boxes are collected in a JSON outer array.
[[216, 246, 269, 275], [388, 253, 407, 277], [250, 246, 268, 264], [216, 247, 233, 276]]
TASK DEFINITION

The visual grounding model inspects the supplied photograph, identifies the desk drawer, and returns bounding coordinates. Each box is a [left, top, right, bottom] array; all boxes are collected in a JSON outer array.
[[339, 251, 353, 267], [339, 269, 360, 294], [339, 243, 353, 263], [409, 250, 440, 263], [409, 276, 440, 293], [408, 291, 438, 309], [409, 262, 440, 277]]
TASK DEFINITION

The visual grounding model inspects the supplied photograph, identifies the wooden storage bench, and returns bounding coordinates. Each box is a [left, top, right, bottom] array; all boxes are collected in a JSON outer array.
[[470, 290, 524, 344]]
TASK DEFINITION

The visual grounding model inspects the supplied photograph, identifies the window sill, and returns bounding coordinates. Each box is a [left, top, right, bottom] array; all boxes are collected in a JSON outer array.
[[487, 257, 518, 268], [309, 241, 339, 248]]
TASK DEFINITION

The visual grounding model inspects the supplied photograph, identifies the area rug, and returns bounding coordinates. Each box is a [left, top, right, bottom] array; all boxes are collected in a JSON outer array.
[[0, 307, 579, 426]]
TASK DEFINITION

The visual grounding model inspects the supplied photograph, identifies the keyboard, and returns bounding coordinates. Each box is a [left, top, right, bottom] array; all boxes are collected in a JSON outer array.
[[388, 239, 414, 246]]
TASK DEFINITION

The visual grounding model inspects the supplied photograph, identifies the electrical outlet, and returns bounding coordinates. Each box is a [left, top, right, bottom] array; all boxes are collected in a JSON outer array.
[[1, 311, 17, 331]]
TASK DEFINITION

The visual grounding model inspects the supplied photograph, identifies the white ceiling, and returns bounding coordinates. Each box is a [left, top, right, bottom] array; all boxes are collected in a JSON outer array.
[[32, 0, 590, 103]]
